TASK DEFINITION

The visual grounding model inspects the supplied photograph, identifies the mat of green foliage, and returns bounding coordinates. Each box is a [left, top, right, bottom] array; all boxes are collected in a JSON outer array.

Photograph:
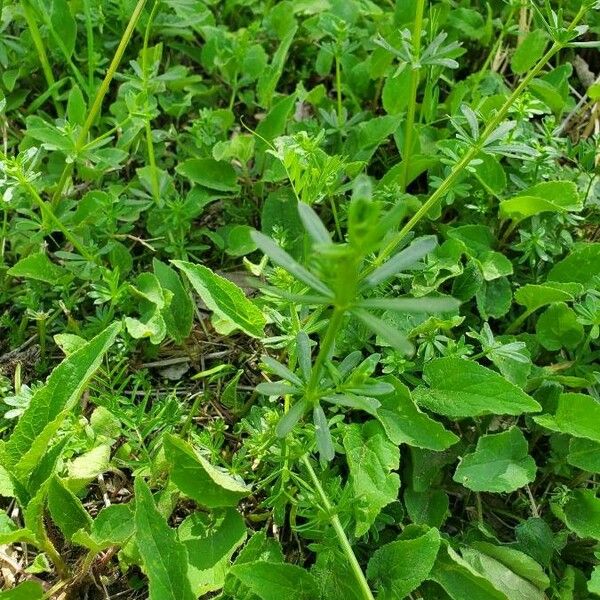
[[1, 0, 600, 598]]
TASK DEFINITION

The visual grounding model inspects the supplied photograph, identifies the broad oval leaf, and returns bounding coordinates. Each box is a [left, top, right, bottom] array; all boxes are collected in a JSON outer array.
[[413, 357, 541, 418], [173, 260, 265, 338], [164, 434, 250, 508]]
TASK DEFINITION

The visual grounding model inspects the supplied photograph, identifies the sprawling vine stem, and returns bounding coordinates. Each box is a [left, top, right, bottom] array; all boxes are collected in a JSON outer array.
[[367, 3, 588, 275]]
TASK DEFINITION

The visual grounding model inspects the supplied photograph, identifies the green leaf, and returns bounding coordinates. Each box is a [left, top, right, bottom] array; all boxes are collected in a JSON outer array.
[[477, 251, 513, 281], [470, 542, 549, 591], [49, 0, 77, 58], [460, 547, 546, 600], [66, 444, 111, 493], [534, 393, 600, 443], [251, 230, 332, 295], [515, 518, 555, 567], [313, 405, 335, 462], [431, 544, 508, 600], [548, 243, 600, 288], [230, 561, 319, 600], [297, 202, 332, 244], [358, 296, 460, 313], [178, 508, 247, 596], [589, 566, 600, 595], [47, 476, 92, 540], [536, 302, 584, 351], [404, 488, 449, 528], [414, 357, 541, 418], [7, 252, 70, 284], [257, 26, 297, 108], [164, 434, 250, 507], [514, 282, 583, 312], [176, 158, 239, 192], [353, 308, 413, 354], [511, 29, 547, 74], [276, 400, 307, 437], [73, 503, 134, 550], [134, 477, 195, 600], [555, 489, 600, 540], [567, 438, 600, 473], [343, 421, 400, 537], [366, 527, 441, 600], [382, 69, 412, 114], [173, 260, 265, 338], [364, 236, 438, 288], [153, 259, 193, 344], [67, 84, 86, 125], [476, 277, 512, 319], [375, 376, 458, 451], [2, 323, 120, 483], [499, 182, 581, 223], [0, 581, 44, 599], [453, 427, 536, 493]]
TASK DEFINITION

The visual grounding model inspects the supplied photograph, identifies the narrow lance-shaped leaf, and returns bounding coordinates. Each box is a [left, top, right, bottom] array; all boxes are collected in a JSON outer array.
[[251, 230, 333, 296], [364, 236, 438, 288], [297, 202, 332, 245]]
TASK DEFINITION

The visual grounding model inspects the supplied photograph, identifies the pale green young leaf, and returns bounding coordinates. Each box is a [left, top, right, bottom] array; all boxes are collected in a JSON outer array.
[[534, 393, 600, 443], [514, 282, 583, 312], [453, 427, 536, 493], [313, 405, 335, 462], [164, 434, 250, 507], [413, 357, 541, 418], [0, 581, 44, 599], [134, 478, 195, 600], [173, 261, 265, 338]]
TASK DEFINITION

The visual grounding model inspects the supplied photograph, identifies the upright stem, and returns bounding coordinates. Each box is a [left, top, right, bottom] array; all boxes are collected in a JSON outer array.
[[335, 55, 343, 125], [301, 455, 375, 600], [51, 0, 148, 206], [305, 308, 344, 402], [400, 0, 426, 192], [142, 0, 161, 205], [368, 4, 587, 274], [20, 0, 63, 117]]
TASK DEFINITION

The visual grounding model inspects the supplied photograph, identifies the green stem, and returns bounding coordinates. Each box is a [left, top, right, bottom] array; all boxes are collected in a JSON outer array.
[[368, 4, 587, 274], [19, 177, 96, 262], [301, 455, 375, 600], [51, 0, 148, 206], [142, 0, 162, 205], [306, 308, 344, 402], [506, 308, 534, 335], [20, 0, 63, 117], [400, 0, 426, 192], [335, 55, 343, 124]]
